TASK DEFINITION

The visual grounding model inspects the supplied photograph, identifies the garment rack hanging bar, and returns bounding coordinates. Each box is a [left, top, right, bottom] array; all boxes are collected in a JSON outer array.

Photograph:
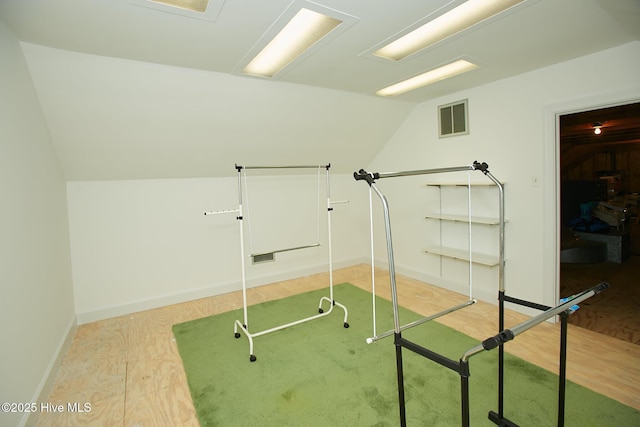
[[366, 299, 476, 344], [376, 165, 476, 179], [353, 161, 491, 184], [236, 164, 330, 170], [251, 243, 321, 258], [462, 282, 609, 362]]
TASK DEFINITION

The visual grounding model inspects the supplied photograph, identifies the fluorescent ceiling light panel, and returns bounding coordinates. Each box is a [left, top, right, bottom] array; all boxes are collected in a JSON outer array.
[[375, 0, 525, 61], [376, 59, 478, 97], [130, 0, 224, 22], [151, 0, 209, 13], [242, 8, 342, 78]]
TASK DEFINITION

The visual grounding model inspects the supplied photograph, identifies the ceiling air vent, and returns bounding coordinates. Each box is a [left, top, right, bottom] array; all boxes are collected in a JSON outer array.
[[439, 99, 469, 138]]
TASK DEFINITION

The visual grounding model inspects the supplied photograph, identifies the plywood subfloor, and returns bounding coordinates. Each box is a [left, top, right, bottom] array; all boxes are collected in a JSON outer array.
[[561, 254, 640, 345], [560, 221, 640, 344], [36, 264, 640, 426]]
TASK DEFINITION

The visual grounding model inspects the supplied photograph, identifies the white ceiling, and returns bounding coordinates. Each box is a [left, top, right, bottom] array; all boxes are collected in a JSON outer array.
[[4, 0, 639, 101], [2, 0, 639, 180]]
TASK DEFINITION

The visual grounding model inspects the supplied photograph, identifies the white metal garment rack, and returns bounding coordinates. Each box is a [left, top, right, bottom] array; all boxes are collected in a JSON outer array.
[[205, 163, 349, 362]]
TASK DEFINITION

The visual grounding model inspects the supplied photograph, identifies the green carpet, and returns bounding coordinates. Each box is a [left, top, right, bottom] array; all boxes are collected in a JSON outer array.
[[173, 283, 639, 426]]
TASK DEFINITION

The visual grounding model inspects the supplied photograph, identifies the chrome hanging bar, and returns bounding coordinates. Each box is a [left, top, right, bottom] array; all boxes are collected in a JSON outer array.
[[236, 163, 330, 170]]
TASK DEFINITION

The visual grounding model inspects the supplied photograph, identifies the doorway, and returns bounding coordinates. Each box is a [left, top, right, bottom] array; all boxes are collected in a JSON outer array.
[[558, 102, 640, 344]]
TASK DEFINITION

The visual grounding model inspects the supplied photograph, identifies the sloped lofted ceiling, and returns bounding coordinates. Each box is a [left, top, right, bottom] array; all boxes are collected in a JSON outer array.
[[1, 0, 639, 180]]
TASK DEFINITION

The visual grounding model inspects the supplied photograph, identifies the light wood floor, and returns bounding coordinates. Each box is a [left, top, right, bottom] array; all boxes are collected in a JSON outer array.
[[36, 264, 640, 426], [560, 221, 640, 344]]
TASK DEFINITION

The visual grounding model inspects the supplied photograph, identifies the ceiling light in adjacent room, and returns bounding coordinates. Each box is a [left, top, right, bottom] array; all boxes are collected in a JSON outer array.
[[374, 0, 525, 61], [376, 59, 479, 97], [593, 122, 603, 135], [242, 8, 343, 78], [151, 0, 209, 13]]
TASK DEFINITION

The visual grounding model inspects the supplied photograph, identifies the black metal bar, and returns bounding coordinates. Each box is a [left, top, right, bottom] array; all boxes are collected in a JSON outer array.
[[498, 291, 506, 420], [558, 312, 568, 427], [395, 336, 407, 427], [502, 294, 552, 312], [397, 336, 463, 374], [488, 411, 520, 426], [461, 373, 470, 427]]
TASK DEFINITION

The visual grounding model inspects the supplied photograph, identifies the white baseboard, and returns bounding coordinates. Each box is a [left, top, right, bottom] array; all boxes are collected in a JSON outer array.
[[76, 257, 368, 325], [23, 315, 77, 427], [371, 257, 499, 307], [372, 259, 553, 319]]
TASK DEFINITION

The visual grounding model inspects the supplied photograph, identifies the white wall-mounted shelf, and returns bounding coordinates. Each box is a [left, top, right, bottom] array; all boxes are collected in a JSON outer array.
[[424, 213, 504, 225], [423, 181, 505, 269], [424, 245, 500, 267]]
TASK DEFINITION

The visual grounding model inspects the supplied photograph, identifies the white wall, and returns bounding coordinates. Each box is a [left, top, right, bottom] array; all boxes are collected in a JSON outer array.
[[67, 172, 370, 323], [21, 43, 415, 181], [0, 19, 75, 427], [66, 42, 640, 324], [366, 41, 640, 309]]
